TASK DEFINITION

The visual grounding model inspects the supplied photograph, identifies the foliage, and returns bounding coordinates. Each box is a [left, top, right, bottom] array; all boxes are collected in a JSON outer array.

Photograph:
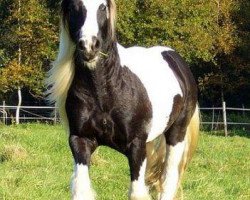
[[0, 59, 44, 94], [0, 124, 249, 199], [116, 0, 237, 63], [0, 0, 57, 96], [195, 0, 250, 106]]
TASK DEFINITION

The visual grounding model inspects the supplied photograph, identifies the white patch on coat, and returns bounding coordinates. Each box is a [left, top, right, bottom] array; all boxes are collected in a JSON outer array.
[[117, 44, 183, 142], [80, 0, 108, 52], [129, 160, 151, 200], [71, 164, 96, 200], [158, 140, 186, 200]]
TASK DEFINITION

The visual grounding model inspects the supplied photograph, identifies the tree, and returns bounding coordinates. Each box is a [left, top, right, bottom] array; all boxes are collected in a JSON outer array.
[[0, 0, 57, 123], [196, 0, 250, 106]]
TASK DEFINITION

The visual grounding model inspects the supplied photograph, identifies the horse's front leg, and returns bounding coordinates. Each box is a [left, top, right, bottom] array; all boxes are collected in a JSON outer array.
[[127, 137, 151, 200], [69, 135, 97, 200]]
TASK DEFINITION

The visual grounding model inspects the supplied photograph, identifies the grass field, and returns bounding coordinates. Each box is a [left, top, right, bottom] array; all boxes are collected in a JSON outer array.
[[0, 124, 249, 200]]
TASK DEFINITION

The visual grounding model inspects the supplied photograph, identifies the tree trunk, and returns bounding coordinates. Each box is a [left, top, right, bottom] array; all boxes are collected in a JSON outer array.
[[16, 0, 22, 124], [16, 87, 22, 124]]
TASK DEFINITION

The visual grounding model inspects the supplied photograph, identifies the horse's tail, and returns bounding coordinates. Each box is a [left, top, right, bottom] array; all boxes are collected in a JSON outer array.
[[185, 104, 200, 163], [175, 104, 199, 196]]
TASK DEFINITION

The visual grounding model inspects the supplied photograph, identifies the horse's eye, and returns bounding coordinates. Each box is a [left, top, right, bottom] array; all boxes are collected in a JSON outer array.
[[99, 4, 107, 11]]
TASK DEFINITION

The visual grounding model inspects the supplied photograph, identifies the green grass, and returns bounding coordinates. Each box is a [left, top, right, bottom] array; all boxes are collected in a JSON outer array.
[[0, 124, 249, 200]]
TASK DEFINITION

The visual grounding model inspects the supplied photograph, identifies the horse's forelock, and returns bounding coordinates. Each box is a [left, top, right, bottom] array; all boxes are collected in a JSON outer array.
[[61, 0, 70, 28], [108, 0, 116, 39]]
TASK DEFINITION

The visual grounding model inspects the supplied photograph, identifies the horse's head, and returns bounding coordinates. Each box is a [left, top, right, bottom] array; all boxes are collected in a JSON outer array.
[[61, 0, 116, 64]]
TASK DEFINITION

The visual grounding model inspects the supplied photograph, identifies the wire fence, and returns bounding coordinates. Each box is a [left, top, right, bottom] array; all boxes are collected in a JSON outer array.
[[0, 102, 249, 135]]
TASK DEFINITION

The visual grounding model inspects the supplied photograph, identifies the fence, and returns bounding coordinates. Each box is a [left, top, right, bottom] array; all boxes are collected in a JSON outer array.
[[0, 104, 58, 125], [1, 102, 249, 136], [200, 102, 250, 136]]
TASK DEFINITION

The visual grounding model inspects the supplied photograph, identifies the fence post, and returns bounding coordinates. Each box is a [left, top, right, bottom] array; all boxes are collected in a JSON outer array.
[[54, 107, 57, 125], [211, 105, 215, 131], [242, 104, 245, 117], [223, 101, 228, 137], [3, 101, 6, 125], [16, 87, 22, 124]]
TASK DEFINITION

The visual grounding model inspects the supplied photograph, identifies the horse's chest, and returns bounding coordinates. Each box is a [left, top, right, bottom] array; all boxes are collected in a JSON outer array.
[[86, 92, 151, 148], [91, 110, 114, 135], [67, 66, 153, 148], [88, 108, 131, 150]]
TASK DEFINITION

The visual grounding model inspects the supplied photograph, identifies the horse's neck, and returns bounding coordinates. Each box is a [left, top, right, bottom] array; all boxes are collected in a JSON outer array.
[[93, 41, 120, 82], [74, 41, 122, 111], [93, 42, 122, 110]]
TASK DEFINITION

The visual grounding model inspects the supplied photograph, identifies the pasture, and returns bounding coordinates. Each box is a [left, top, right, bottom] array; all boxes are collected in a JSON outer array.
[[0, 124, 249, 200]]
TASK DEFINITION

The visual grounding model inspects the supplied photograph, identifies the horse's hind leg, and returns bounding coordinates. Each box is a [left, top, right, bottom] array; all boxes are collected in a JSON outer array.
[[158, 139, 187, 200], [69, 135, 97, 200], [159, 106, 199, 200]]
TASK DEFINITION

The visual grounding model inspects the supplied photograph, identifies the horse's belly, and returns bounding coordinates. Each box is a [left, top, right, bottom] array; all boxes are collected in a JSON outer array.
[[118, 45, 183, 142]]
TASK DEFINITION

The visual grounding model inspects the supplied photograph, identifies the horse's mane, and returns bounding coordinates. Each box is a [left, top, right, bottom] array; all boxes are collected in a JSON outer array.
[[46, 23, 75, 131]]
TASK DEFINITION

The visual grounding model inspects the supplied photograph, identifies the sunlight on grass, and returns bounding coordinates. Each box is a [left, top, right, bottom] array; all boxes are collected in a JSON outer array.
[[0, 124, 249, 199]]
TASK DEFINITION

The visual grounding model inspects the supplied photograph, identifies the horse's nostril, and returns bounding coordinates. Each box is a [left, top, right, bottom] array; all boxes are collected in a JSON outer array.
[[78, 40, 86, 51], [92, 37, 101, 51], [95, 39, 100, 49]]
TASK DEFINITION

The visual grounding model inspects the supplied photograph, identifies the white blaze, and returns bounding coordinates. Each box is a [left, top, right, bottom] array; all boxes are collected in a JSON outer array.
[[80, 0, 107, 52]]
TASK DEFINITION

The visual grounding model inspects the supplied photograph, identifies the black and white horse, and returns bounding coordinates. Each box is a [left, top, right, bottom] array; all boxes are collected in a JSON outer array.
[[47, 0, 199, 199]]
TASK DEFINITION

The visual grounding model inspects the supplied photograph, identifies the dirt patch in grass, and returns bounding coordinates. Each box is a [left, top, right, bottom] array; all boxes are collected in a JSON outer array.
[[0, 144, 28, 163], [91, 149, 109, 166]]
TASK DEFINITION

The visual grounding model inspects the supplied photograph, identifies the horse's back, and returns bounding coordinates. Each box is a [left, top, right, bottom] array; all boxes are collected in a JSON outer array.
[[118, 44, 194, 142]]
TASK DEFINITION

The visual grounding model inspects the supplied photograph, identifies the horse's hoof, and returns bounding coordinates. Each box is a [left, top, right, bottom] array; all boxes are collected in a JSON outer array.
[[72, 188, 96, 200], [130, 194, 152, 200]]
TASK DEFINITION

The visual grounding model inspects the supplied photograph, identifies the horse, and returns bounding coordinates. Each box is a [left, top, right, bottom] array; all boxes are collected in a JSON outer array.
[[46, 0, 199, 199]]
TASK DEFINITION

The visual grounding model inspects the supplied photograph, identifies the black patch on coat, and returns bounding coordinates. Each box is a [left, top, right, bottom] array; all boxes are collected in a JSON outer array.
[[161, 51, 198, 146], [62, 0, 87, 42]]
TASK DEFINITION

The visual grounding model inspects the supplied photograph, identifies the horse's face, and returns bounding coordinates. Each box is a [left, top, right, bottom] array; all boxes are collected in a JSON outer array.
[[62, 0, 114, 63]]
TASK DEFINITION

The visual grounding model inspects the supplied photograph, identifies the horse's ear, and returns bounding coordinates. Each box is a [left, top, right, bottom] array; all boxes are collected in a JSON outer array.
[[108, 0, 116, 39], [61, 0, 69, 27]]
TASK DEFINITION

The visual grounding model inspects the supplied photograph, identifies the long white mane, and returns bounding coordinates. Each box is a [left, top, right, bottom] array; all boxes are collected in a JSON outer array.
[[46, 24, 75, 130]]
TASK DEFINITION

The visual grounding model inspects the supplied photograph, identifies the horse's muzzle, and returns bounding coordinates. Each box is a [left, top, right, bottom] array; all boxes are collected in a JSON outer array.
[[77, 37, 101, 62]]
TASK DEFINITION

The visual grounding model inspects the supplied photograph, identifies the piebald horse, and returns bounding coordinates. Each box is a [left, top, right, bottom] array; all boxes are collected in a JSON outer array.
[[46, 0, 199, 199]]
